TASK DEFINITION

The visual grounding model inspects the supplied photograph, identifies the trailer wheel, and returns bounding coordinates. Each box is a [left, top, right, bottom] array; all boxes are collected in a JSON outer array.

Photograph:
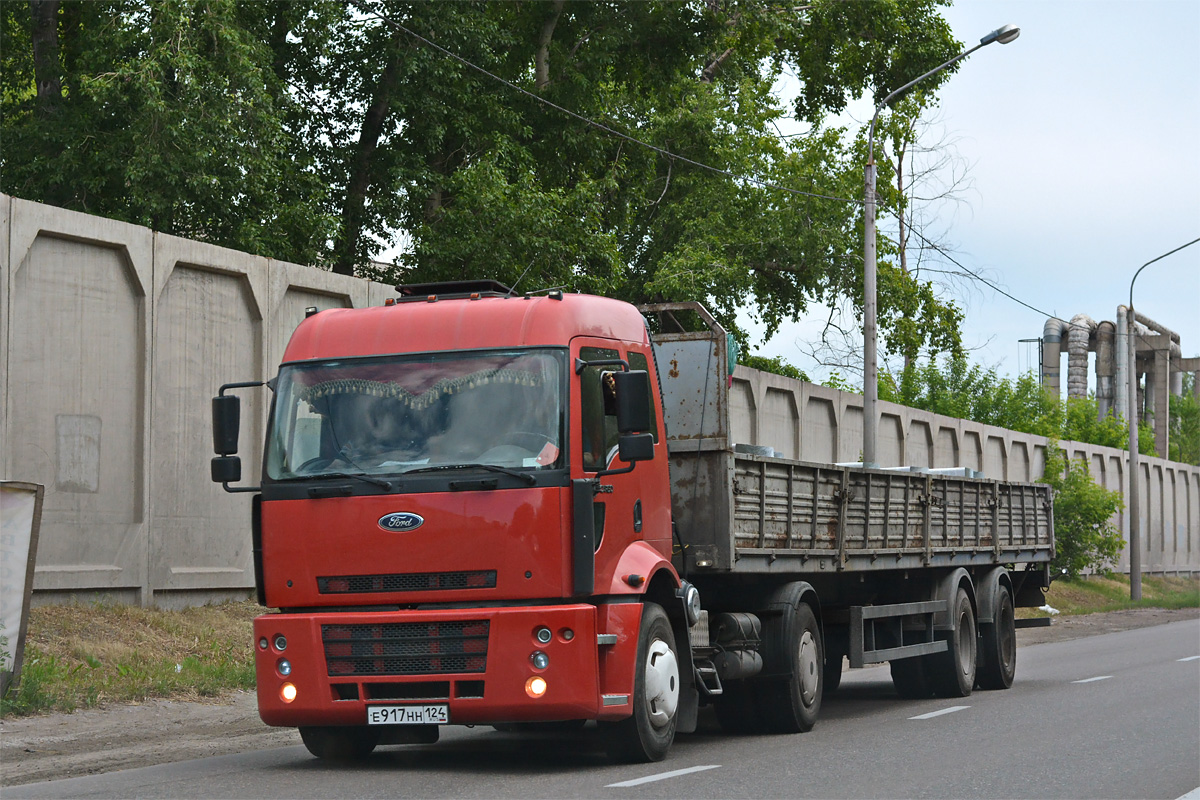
[[928, 587, 977, 698], [976, 585, 1016, 690], [299, 726, 380, 760], [757, 600, 823, 733], [889, 656, 933, 698], [602, 602, 679, 762]]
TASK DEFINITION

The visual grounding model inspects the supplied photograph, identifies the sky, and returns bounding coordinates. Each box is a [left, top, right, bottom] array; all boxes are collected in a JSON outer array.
[[743, 0, 1200, 388]]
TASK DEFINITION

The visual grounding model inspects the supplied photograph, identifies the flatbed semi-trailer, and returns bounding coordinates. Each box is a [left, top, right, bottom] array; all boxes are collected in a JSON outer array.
[[211, 284, 1053, 763]]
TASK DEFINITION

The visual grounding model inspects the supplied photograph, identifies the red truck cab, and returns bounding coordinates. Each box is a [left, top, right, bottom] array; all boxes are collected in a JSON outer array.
[[213, 281, 695, 762]]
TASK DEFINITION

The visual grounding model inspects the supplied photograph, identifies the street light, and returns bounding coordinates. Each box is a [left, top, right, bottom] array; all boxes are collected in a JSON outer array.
[[1125, 236, 1200, 600], [862, 24, 1020, 467]]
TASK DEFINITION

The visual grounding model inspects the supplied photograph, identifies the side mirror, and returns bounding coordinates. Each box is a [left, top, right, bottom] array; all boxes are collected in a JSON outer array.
[[614, 370, 652, 434], [210, 381, 265, 493], [212, 395, 241, 455], [211, 455, 242, 484], [618, 432, 655, 463]]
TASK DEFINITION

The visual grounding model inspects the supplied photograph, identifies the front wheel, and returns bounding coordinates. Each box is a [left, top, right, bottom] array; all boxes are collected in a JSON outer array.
[[602, 603, 679, 762], [299, 726, 380, 760]]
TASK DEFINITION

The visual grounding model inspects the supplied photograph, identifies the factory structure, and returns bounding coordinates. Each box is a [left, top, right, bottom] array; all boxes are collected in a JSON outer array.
[[1041, 308, 1200, 459]]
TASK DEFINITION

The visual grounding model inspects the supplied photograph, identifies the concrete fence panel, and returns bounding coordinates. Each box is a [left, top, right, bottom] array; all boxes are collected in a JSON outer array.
[[5, 200, 154, 603], [2, 195, 1197, 609]]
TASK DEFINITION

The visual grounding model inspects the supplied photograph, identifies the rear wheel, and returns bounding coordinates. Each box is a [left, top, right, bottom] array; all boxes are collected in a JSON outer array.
[[299, 726, 380, 760], [756, 594, 822, 733], [976, 586, 1016, 690], [928, 587, 977, 698], [602, 603, 679, 762]]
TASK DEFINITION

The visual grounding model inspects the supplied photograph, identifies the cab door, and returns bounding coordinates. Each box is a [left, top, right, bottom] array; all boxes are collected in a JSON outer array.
[[571, 340, 671, 596]]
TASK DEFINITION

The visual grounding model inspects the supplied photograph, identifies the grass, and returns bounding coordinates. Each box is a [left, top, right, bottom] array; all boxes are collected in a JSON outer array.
[[2, 576, 1196, 718], [1, 600, 260, 718], [1017, 573, 1199, 617]]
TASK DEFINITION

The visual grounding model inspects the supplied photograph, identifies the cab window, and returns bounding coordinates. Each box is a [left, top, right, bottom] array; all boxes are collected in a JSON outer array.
[[579, 346, 620, 471]]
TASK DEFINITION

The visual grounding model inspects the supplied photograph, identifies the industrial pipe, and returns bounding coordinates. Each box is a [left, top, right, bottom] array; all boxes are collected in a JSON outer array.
[[1041, 317, 1069, 399], [1067, 314, 1096, 400], [1115, 307, 1129, 422], [1095, 320, 1116, 419]]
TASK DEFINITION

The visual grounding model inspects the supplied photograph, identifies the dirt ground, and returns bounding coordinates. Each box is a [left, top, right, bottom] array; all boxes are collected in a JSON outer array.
[[2, 606, 1197, 788]]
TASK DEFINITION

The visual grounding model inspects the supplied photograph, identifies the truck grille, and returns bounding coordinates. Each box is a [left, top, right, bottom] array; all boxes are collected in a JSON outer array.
[[317, 570, 496, 594], [322, 620, 490, 677]]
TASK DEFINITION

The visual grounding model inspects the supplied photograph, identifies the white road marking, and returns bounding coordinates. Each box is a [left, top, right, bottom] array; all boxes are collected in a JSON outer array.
[[908, 705, 969, 720], [606, 765, 721, 788], [1174, 786, 1200, 800], [1071, 675, 1113, 683], [1177, 656, 1200, 662]]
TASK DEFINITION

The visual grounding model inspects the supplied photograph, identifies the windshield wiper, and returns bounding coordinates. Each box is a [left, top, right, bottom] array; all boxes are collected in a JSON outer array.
[[283, 471, 392, 489], [402, 463, 537, 486]]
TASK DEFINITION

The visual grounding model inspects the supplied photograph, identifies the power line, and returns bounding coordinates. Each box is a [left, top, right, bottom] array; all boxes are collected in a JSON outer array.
[[355, 6, 860, 207]]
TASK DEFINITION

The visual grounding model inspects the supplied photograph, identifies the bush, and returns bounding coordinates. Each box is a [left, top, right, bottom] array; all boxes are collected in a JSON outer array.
[[1039, 444, 1125, 578]]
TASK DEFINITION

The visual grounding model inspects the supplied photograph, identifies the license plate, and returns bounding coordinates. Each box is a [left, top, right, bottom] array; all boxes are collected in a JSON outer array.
[[367, 704, 449, 725]]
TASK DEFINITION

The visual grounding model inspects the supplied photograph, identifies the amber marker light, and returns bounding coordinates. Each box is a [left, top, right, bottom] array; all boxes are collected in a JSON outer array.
[[525, 676, 547, 698], [280, 683, 298, 703]]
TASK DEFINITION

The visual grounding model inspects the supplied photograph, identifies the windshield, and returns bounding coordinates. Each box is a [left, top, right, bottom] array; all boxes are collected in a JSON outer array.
[[266, 349, 565, 481]]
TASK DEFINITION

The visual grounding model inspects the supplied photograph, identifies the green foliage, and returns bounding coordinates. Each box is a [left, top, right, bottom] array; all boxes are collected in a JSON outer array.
[[1039, 445, 1125, 579], [739, 353, 808, 382], [1168, 373, 1200, 465], [1, 0, 967, 362], [880, 354, 1160, 455]]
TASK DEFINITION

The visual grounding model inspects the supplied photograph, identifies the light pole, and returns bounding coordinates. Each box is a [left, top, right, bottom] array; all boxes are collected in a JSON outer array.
[[1127, 270, 1143, 601], [1125, 236, 1200, 600], [862, 24, 1020, 467]]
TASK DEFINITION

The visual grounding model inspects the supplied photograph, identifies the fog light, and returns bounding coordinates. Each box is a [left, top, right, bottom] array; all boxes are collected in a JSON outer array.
[[525, 676, 547, 698], [278, 659, 292, 677], [530, 651, 549, 670], [273, 634, 287, 652], [280, 683, 297, 703], [535, 626, 552, 644]]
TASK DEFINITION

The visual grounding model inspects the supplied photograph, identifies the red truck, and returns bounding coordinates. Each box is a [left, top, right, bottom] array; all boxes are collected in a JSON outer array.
[[212, 281, 1053, 762]]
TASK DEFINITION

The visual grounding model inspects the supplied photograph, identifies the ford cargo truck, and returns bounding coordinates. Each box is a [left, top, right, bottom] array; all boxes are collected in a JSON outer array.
[[211, 281, 1053, 762]]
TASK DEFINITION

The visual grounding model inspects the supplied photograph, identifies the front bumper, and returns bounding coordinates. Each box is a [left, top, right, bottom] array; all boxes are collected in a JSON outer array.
[[255, 604, 634, 728]]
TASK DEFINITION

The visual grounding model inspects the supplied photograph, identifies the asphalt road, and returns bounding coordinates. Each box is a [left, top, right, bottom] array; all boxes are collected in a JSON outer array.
[[7, 619, 1198, 800]]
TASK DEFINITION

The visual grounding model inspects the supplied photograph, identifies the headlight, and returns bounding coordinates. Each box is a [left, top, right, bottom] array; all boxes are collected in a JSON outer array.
[[278, 659, 292, 677], [531, 651, 549, 670], [525, 676, 547, 698], [280, 683, 297, 703], [273, 634, 287, 652]]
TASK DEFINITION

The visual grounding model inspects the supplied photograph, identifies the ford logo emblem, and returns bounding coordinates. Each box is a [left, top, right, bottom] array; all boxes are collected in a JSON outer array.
[[378, 512, 424, 532]]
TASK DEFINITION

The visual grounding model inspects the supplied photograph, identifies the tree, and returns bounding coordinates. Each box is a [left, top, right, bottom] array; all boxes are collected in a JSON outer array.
[[1039, 445, 1125, 579], [2, 0, 968, 361], [1168, 372, 1199, 466]]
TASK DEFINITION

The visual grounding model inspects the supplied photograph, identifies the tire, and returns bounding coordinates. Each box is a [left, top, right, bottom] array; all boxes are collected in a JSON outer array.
[[756, 596, 823, 733], [927, 587, 977, 698], [602, 603, 679, 762], [889, 656, 933, 699], [299, 726, 381, 760], [976, 586, 1016, 690]]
